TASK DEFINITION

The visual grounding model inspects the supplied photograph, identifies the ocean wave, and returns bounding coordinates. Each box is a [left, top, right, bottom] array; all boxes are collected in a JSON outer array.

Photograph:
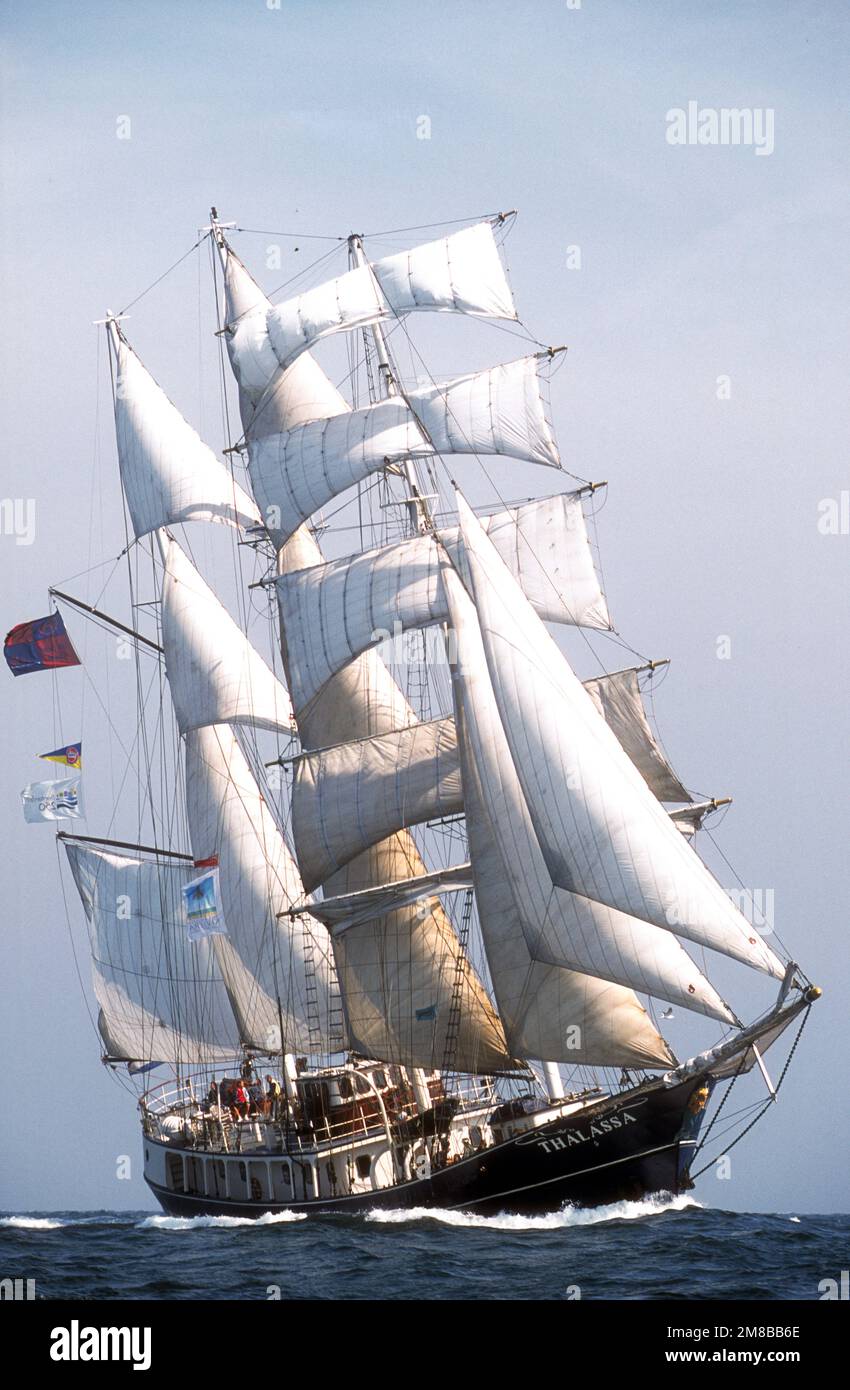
[[365, 1192, 701, 1231], [0, 1216, 66, 1231], [138, 1210, 307, 1232]]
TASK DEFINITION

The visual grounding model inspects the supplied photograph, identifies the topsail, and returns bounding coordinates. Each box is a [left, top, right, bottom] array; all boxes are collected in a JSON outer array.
[[226, 220, 517, 387], [248, 354, 560, 546]]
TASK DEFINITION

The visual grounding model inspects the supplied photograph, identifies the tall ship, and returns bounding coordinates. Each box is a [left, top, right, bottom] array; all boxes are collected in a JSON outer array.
[[24, 209, 819, 1216]]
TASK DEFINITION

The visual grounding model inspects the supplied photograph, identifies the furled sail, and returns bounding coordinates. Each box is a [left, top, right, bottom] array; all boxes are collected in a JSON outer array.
[[64, 841, 241, 1065], [292, 717, 461, 893], [109, 327, 259, 538], [304, 863, 474, 934], [670, 800, 727, 836], [442, 559, 736, 1023], [583, 667, 691, 803], [248, 354, 560, 545], [184, 724, 340, 1054], [452, 492, 784, 979], [278, 492, 610, 713], [158, 531, 293, 735], [226, 221, 516, 384]]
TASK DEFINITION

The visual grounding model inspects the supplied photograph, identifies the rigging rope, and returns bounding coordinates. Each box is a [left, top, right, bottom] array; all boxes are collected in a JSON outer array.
[[118, 235, 207, 316], [689, 1005, 811, 1181]]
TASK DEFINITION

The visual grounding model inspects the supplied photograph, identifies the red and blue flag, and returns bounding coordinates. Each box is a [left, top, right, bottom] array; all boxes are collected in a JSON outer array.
[[4, 612, 81, 676]]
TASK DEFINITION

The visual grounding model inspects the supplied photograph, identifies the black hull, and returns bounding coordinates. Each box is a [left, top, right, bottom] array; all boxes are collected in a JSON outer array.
[[146, 1076, 711, 1220]]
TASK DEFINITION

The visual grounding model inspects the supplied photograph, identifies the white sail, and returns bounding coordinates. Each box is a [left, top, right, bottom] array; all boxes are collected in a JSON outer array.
[[453, 493, 785, 979], [223, 245, 352, 429], [442, 560, 736, 1022], [291, 699, 698, 895], [292, 717, 462, 893], [64, 842, 242, 1065], [584, 667, 691, 803], [224, 243, 514, 1073], [111, 331, 259, 538], [373, 221, 516, 319], [278, 492, 609, 713], [277, 528, 512, 1073], [265, 263, 386, 372], [321, 828, 513, 1072], [455, 703, 677, 1068], [184, 724, 340, 1054], [227, 222, 516, 380], [248, 355, 560, 545], [158, 531, 293, 735]]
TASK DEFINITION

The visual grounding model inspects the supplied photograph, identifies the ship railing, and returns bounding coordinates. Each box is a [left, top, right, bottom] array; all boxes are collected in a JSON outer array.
[[445, 1074, 498, 1110], [139, 1069, 498, 1157], [140, 1073, 392, 1155]]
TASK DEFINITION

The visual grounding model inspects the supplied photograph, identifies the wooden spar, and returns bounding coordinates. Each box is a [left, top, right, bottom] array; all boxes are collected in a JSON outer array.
[[49, 588, 163, 654]]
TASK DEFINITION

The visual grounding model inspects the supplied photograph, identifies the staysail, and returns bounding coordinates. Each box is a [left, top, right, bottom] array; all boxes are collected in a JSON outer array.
[[455, 704, 678, 1068], [109, 326, 259, 538], [184, 723, 340, 1055], [583, 666, 691, 804], [452, 492, 784, 979], [158, 531, 293, 735], [442, 558, 736, 1023]]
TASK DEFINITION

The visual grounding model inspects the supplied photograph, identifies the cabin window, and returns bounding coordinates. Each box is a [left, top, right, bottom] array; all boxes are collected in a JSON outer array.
[[372, 1071, 386, 1090], [356, 1155, 371, 1180], [337, 1076, 353, 1100]]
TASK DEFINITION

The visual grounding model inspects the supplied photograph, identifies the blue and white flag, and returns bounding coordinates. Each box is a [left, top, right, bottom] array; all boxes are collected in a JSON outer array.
[[182, 866, 228, 942], [21, 773, 84, 823]]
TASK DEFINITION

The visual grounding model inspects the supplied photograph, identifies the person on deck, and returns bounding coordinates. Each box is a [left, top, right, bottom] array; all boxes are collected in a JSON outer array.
[[266, 1075, 282, 1120], [234, 1081, 249, 1120]]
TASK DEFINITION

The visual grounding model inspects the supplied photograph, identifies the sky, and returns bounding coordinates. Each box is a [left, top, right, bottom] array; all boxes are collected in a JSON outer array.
[[0, 0, 847, 1216]]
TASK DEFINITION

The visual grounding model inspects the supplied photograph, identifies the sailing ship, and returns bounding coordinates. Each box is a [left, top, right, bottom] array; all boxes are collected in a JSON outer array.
[[46, 209, 818, 1217]]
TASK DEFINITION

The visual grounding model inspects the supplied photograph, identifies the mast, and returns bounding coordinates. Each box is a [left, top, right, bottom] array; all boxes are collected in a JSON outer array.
[[349, 230, 489, 1090], [348, 233, 432, 536]]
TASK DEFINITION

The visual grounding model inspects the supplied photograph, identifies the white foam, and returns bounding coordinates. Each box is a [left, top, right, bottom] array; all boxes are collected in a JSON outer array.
[[365, 1192, 701, 1231], [0, 1216, 65, 1231], [138, 1210, 307, 1232]]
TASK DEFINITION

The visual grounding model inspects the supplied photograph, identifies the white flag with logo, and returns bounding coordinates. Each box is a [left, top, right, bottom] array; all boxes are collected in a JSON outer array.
[[181, 866, 228, 941], [21, 773, 84, 823]]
